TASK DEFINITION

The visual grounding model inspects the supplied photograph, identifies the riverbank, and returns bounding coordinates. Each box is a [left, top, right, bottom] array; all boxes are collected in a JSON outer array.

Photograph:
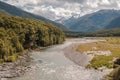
[[0, 50, 32, 80], [1, 38, 112, 80], [64, 39, 112, 78], [65, 38, 120, 80], [0, 45, 56, 80], [64, 38, 101, 67], [64, 43, 93, 67]]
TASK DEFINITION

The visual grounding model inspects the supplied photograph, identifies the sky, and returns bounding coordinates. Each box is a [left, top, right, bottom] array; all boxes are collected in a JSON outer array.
[[1, 0, 120, 21]]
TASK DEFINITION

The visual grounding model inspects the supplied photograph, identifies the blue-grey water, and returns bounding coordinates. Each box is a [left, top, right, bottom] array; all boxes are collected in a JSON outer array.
[[11, 39, 108, 80]]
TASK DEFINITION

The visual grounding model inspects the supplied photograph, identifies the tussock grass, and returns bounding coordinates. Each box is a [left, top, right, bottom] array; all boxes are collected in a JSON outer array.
[[106, 37, 120, 44], [77, 37, 120, 69]]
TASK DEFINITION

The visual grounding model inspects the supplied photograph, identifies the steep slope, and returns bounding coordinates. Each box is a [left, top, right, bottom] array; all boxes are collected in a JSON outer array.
[[105, 16, 120, 29], [0, 9, 9, 14], [62, 16, 77, 28], [0, 14, 65, 62], [63, 9, 120, 32], [0, 1, 69, 31]]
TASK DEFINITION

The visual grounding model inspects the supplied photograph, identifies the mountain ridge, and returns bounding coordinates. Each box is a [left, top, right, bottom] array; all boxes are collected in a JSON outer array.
[[0, 1, 69, 31], [63, 9, 120, 32], [105, 16, 120, 29]]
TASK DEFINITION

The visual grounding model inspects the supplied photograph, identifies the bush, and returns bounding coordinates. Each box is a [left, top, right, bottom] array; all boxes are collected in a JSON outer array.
[[0, 14, 65, 62]]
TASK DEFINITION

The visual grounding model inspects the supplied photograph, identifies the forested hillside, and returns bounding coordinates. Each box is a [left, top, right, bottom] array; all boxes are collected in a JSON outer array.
[[82, 28, 120, 37], [0, 1, 69, 31], [66, 28, 120, 37], [0, 14, 65, 62]]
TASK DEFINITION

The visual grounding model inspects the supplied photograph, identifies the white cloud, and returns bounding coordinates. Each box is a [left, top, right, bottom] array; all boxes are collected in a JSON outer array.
[[101, 0, 110, 5], [1, 0, 120, 21]]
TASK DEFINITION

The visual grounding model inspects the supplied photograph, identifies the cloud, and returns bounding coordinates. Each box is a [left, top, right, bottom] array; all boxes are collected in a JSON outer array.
[[1, 0, 120, 21]]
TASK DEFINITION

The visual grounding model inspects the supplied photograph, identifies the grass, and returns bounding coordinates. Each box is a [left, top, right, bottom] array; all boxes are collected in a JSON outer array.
[[106, 37, 120, 44], [77, 37, 120, 69]]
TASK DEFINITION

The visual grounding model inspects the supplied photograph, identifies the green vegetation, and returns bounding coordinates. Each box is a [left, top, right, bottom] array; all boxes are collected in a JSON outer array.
[[77, 38, 120, 69], [0, 1, 69, 31], [81, 28, 120, 37], [103, 38, 120, 80], [104, 67, 120, 80], [0, 14, 65, 63], [78, 38, 120, 80], [64, 31, 83, 37], [106, 37, 120, 44], [64, 28, 120, 37]]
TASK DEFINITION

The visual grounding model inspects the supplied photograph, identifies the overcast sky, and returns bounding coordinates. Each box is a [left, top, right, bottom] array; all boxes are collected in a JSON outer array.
[[1, 0, 120, 20]]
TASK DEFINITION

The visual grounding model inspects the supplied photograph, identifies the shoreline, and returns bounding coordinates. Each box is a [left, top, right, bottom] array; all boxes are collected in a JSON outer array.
[[63, 40, 113, 80], [0, 45, 59, 80], [0, 50, 32, 80], [63, 42, 94, 67], [0, 39, 111, 80], [9, 39, 108, 80], [0, 44, 61, 80]]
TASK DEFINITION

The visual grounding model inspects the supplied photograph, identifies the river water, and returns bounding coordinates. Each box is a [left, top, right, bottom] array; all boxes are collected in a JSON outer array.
[[11, 38, 107, 80]]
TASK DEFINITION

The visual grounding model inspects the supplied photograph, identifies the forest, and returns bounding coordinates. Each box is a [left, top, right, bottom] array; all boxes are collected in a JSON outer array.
[[65, 28, 120, 37], [84, 28, 120, 37], [0, 14, 65, 63]]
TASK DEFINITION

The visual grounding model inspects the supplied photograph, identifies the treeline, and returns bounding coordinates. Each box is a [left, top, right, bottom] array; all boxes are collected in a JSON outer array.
[[65, 28, 120, 37], [83, 28, 120, 37], [0, 14, 65, 62], [64, 31, 83, 37]]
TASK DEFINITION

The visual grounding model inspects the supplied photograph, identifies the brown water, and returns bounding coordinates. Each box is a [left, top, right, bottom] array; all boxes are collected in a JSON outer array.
[[10, 39, 108, 80]]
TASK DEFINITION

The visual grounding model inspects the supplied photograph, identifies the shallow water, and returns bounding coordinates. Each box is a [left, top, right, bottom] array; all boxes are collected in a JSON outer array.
[[11, 39, 107, 80]]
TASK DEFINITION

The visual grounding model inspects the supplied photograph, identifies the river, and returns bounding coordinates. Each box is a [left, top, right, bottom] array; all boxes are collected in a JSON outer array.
[[10, 38, 108, 80]]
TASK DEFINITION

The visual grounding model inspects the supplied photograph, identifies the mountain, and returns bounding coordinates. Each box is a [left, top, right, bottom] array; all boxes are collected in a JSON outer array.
[[105, 16, 120, 29], [0, 1, 69, 31], [0, 14, 65, 62], [63, 9, 120, 32], [62, 16, 77, 29], [84, 28, 120, 37], [0, 9, 9, 14]]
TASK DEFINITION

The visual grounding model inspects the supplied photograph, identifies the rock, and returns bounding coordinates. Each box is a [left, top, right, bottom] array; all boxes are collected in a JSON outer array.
[[38, 60, 43, 63], [84, 50, 111, 56], [0, 53, 32, 79], [1, 78, 7, 80]]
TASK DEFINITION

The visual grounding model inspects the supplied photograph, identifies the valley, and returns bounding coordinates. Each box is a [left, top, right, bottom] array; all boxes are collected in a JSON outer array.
[[8, 38, 110, 80], [0, 1, 120, 80]]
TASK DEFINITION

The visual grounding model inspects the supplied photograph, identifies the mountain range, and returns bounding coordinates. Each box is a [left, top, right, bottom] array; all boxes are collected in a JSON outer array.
[[0, 1, 69, 31], [105, 16, 120, 29], [0, 1, 120, 33], [63, 9, 120, 32]]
